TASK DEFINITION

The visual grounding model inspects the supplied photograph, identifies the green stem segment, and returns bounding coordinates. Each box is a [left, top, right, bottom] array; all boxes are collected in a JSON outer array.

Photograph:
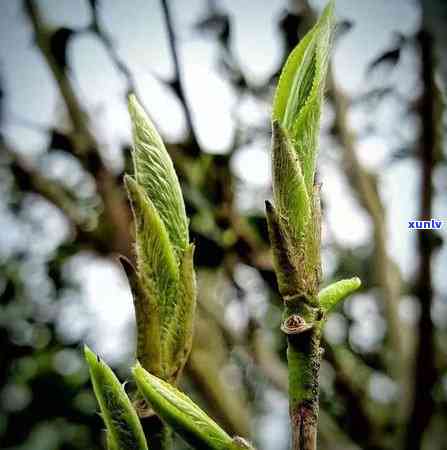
[[267, 2, 361, 449], [287, 326, 322, 450], [266, 192, 324, 450]]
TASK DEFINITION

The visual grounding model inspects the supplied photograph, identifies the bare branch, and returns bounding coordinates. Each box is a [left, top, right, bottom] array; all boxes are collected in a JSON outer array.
[[160, 0, 200, 156], [403, 28, 440, 450], [88, 0, 137, 96]]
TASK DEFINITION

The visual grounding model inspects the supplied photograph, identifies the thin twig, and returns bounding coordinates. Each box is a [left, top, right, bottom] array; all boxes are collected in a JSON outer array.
[[160, 0, 200, 156], [24, 0, 133, 258], [88, 0, 137, 96]]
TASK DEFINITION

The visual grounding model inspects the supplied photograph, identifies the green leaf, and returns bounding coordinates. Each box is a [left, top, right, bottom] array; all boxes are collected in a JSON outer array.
[[272, 27, 318, 131], [162, 243, 197, 381], [133, 363, 233, 450], [128, 94, 188, 255], [84, 346, 149, 450], [272, 0, 335, 190], [265, 200, 301, 298], [318, 277, 361, 313], [271, 120, 311, 240], [290, 96, 321, 191], [107, 432, 119, 450], [125, 99, 197, 381], [124, 175, 178, 305], [125, 175, 191, 380], [118, 256, 161, 377]]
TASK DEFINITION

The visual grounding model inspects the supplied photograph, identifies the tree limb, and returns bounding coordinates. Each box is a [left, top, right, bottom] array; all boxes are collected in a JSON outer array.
[[402, 28, 440, 450]]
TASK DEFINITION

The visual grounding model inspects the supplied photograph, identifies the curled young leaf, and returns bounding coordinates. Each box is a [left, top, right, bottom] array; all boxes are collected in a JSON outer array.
[[124, 175, 179, 296], [133, 363, 234, 450], [271, 120, 311, 240], [118, 256, 161, 377], [318, 277, 361, 313], [162, 243, 197, 382], [84, 346, 149, 450], [125, 175, 196, 381], [272, 1, 335, 190], [273, 28, 318, 132], [128, 94, 188, 255], [107, 432, 119, 450], [125, 96, 197, 383], [265, 200, 301, 298]]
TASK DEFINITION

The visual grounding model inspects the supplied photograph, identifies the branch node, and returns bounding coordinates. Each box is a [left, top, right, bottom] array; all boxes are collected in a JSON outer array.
[[281, 314, 313, 335]]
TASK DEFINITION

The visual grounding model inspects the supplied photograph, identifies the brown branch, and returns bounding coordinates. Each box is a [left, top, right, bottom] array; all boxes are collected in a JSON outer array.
[[4, 140, 133, 259], [88, 0, 137, 96], [160, 0, 200, 156], [23, 0, 133, 259], [4, 145, 85, 226], [23, 0, 97, 156], [403, 29, 439, 450]]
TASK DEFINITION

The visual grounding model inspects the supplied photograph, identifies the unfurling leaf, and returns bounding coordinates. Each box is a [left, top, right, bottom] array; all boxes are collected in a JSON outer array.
[[84, 346, 149, 450], [265, 200, 301, 298], [268, 1, 335, 303], [271, 120, 310, 241], [126, 95, 196, 383], [117, 256, 161, 377], [318, 277, 362, 313], [133, 363, 233, 450], [128, 94, 188, 255], [162, 243, 196, 376], [272, 27, 317, 133], [124, 175, 179, 298], [272, 0, 334, 191]]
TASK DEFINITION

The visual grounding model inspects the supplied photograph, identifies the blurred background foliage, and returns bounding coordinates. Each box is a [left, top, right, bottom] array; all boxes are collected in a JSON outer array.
[[0, 0, 446, 449]]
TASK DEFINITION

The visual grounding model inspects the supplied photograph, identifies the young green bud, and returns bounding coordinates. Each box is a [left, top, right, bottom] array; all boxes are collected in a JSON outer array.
[[125, 96, 196, 383], [265, 200, 301, 298], [272, 0, 335, 191], [124, 175, 179, 300], [118, 256, 161, 377], [128, 94, 188, 255], [133, 363, 241, 450], [268, 1, 335, 303], [271, 120, 311, 242], [84, 346, 149, 450], [318, 277, 362, 314]]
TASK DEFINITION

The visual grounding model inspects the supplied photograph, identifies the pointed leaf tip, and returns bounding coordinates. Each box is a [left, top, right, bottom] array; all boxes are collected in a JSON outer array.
[[127, 94, 188, 253], [272, 1, 335, 189], [128, 94, 164, 151]]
